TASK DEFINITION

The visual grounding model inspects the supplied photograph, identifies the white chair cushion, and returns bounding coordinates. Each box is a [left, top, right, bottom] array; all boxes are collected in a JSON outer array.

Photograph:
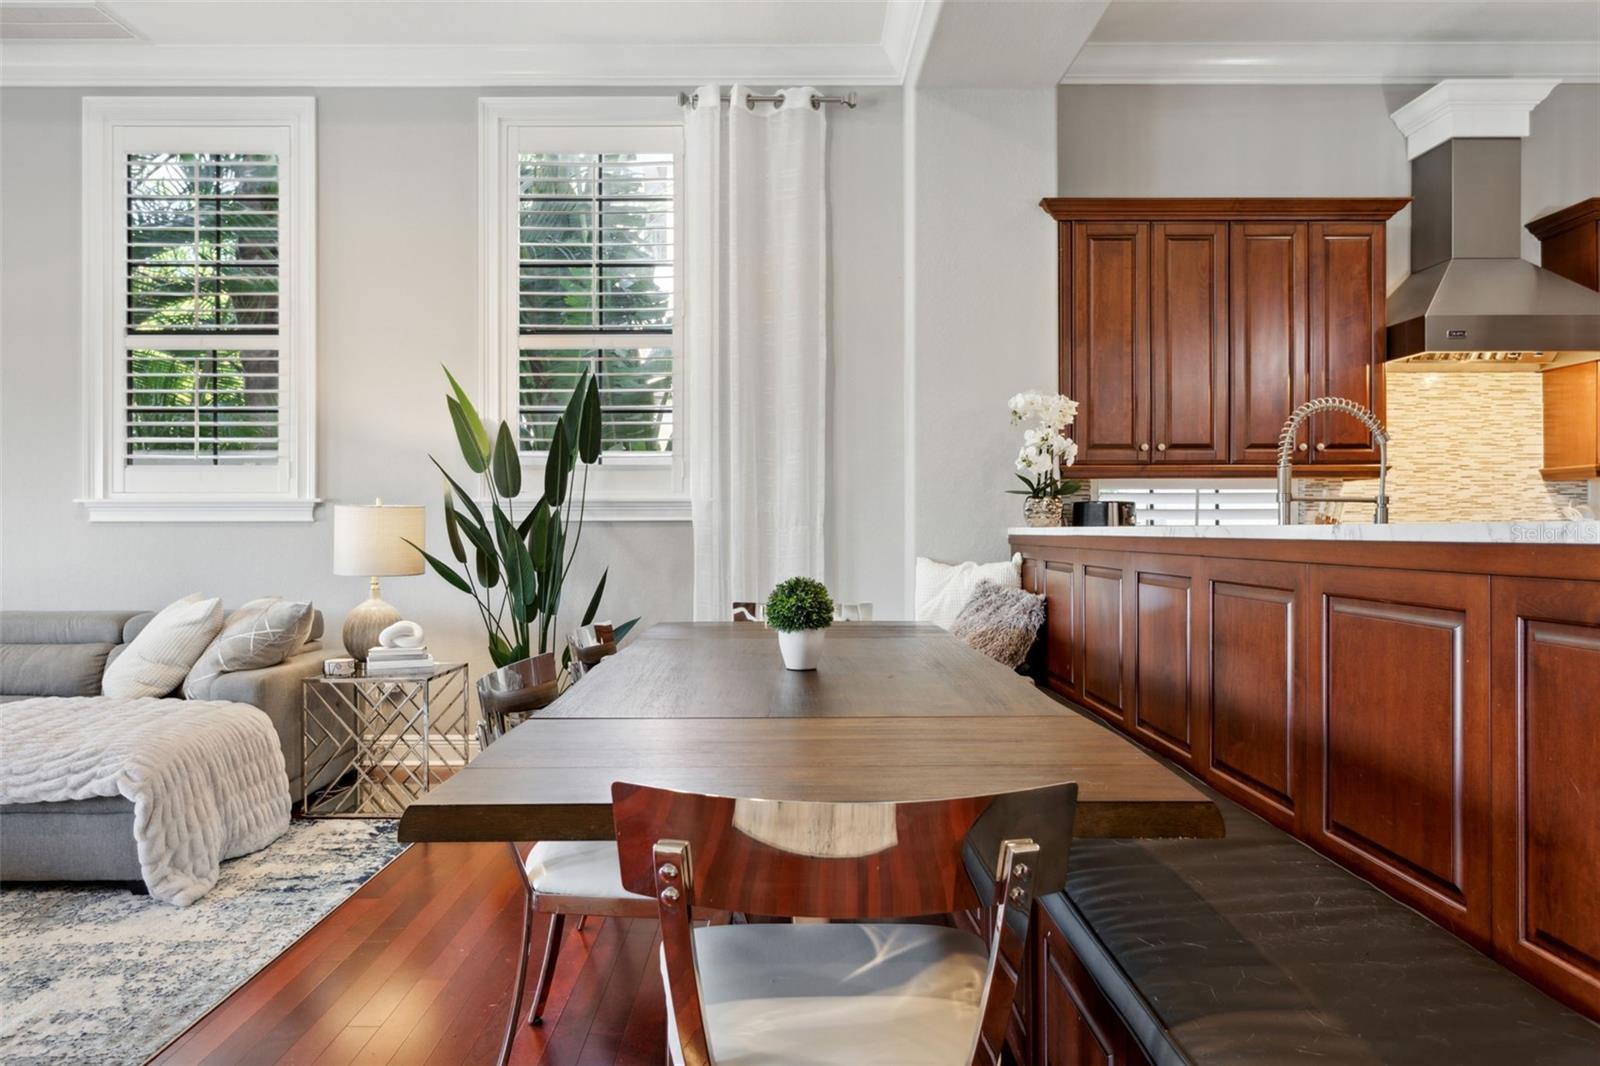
[[522, 840, 647, 899], [666, 923, 988, 1066], [914, 556, 1020, 630]]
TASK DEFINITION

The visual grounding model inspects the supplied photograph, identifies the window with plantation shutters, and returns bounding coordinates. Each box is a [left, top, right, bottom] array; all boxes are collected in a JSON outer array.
[[81, 98, 317, 521], [516, 150, 676, 457]]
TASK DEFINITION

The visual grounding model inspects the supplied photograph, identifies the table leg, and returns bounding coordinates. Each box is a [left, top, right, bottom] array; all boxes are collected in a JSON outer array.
[[499, 842, 532, 1066]]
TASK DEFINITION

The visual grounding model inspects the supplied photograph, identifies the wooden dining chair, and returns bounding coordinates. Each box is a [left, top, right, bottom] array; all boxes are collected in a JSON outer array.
[[612, 780, 1079, 1066], [567, 622, 618, 680], [730, 602, 762, 622]]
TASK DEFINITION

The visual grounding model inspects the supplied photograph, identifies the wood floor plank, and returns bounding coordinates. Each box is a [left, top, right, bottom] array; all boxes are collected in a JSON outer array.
[[146, 844, 666, 1066]]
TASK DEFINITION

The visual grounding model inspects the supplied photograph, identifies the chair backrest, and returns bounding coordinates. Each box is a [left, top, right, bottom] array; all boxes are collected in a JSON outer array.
[[567, 623, 618, 679], [730, 602, 762, 623], [614, 780, 1075, 917], [613, 780, 1077, 1066]]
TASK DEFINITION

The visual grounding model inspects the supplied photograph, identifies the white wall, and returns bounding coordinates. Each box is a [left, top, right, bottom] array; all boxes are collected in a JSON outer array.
[[1522, 84, 1600, 261], [0, 86, 906, 701], [905, 87, 1061, 584]]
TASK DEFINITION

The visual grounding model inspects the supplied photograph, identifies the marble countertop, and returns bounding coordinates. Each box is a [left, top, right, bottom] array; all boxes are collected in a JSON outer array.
[[1007, 521, 1600, 544]]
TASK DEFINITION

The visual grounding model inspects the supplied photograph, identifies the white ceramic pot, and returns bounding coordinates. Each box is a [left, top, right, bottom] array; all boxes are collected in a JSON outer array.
[[777, 628, 825, 671]]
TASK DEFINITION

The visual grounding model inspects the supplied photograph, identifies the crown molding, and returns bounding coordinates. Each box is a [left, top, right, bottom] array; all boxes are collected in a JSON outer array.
[[0, 41, 902, 87], [1060, 41, 1600, 85], [880, 0, 933, 84], [1389, 77, 1558, 158]]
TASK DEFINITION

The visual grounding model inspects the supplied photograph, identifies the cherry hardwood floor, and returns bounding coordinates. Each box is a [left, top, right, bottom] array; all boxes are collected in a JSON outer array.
[[148, 842, 667, 1066]]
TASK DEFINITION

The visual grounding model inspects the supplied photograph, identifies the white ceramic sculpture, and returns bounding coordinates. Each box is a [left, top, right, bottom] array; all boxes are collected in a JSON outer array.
[[378, 619, 425, 649]]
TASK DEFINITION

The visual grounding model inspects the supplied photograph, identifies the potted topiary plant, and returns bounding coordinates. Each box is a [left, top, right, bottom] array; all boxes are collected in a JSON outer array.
[[765, 577, 834, 671]]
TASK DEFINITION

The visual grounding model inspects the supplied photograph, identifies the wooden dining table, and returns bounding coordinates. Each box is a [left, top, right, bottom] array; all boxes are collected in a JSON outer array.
[[398, 622, 1221, 844]]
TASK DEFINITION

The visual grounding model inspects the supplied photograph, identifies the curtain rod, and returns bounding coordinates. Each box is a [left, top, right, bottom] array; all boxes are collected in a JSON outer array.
[[677, 90, 859, 111]]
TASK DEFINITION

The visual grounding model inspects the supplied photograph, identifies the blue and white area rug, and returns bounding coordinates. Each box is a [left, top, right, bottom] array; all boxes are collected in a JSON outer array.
[[0, 819, 405, 1066]]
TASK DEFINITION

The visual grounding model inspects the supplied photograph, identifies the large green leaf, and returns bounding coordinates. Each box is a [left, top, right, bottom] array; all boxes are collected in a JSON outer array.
[[431, 456, 488, 531], [578, 374, 602, 464], [443, 365, 492, 457], [447, 397, 488, 474], [613, 617, 639, 642], [528, 500, 551, 566], [488, 632, 518, 668], [494, 505, 536, 612], [442, 489, 467, 564], [545, 427, 570, 506], [491, 420, 522, 498], [581, 568, 609, 626], [561, 366, 590, 451], [411, 542, 473, 594], [475, 545, 500, 589]]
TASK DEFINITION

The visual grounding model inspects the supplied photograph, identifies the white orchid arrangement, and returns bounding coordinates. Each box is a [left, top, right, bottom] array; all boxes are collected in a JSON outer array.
[[1006, 390, 1083, 500]]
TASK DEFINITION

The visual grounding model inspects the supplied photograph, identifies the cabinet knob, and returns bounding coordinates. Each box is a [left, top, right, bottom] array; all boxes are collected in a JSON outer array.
[[1156, 443, 1167, 452], [1297, 442, 1308, 453], [1316, 442, 1327, 452], [1139, 443, 1150, 452]]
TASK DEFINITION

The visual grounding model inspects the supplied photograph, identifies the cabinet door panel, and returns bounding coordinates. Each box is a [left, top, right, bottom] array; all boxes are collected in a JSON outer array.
[[1229, 223, 1308, 464], [1071, 223, 1150, 464], [1308, 223, 1385, 464], [1307, 567, 1491, 945], [1206, 560, 1302, 829], [1151, 223, 1229, 463], [1080, 562, 1128, 725], [1492, 577, 1600, 1016], [1044, 561, 1079, 699], [1038, 922, 1119, 1066], [1131, 559, 1199, 766]]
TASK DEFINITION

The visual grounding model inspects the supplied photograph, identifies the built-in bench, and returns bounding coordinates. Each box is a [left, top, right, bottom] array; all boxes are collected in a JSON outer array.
[[1030, 783, 1600, 1064]]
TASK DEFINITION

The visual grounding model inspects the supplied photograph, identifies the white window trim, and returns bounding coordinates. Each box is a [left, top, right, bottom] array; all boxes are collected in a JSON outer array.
[[78, 96, 318, 523], [478, 96, 688, 522]]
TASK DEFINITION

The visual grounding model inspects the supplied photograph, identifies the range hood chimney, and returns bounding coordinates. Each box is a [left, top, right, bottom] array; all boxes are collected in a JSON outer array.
[[1386, 80, 1600, 367]]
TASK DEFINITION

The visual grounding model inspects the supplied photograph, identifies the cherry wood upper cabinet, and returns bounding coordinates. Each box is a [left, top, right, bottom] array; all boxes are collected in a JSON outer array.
[[1151, 224, 1229, 463], [1230, 222, 1309, 464], [1069, 223, 1150, 464], [1528, 201, 1600, 480], [1308, 223, 1386, 464], [1043, 199, 1406, 477]]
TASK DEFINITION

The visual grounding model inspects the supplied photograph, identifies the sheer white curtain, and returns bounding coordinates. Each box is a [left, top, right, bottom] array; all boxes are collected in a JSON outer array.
[[684, 84, 829, 620]]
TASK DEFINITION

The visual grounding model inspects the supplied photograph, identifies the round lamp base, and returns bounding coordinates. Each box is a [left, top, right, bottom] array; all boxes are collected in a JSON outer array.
[[343, 597, 403, 662]]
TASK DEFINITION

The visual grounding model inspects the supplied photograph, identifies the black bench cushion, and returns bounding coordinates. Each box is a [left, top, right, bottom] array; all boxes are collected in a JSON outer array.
[[1046, 796, 1600, 1065]]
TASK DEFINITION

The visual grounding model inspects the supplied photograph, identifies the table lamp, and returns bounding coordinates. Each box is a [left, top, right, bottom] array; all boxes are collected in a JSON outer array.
[[333, 500, 425, 661]]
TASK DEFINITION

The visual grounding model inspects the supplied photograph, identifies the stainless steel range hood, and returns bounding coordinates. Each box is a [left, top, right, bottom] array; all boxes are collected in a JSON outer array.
[[1386, 137, 1600, 369]]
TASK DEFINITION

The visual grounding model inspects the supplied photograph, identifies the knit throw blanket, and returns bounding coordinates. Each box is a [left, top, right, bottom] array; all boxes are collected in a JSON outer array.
[[0, 697, 291, 906]]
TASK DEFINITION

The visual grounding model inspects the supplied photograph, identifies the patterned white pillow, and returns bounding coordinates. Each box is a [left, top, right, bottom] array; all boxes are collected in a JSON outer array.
[[183, 597, 315, 699], [101, 594, 224, 698], [914, 556, 1021, 630]]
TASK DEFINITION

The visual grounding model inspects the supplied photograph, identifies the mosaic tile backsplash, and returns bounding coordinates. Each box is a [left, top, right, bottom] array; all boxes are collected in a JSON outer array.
[[1300, 371, 1589, 523]]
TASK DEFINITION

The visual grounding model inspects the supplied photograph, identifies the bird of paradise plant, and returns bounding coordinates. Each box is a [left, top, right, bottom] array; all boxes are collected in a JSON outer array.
[[410, 366, 636, 669]]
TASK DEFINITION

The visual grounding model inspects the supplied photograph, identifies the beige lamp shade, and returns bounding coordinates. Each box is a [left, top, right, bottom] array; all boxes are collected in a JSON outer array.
[[333, 503, 425, 577]]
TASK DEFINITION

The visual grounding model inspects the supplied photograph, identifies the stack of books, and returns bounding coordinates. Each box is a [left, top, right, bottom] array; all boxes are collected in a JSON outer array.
[[364, 646, 436, 678]]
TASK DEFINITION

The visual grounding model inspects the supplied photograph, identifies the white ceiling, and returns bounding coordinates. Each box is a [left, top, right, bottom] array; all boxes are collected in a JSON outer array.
[[0, 0, 1595, 86]]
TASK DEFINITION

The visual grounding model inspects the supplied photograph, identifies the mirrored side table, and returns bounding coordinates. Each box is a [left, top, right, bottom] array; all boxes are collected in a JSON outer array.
[[301, 663, 469, 817]]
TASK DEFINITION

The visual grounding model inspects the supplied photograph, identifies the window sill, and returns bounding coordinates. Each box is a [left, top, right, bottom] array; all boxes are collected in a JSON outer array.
[[471, 495, 690, 523], [78, 496, 320, 523]]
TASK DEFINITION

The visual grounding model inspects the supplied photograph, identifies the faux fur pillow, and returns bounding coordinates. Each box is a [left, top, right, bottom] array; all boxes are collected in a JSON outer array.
[[950, 580, 1046, 669], [183, 597, 315, 699], [101, 594, 223, 698]]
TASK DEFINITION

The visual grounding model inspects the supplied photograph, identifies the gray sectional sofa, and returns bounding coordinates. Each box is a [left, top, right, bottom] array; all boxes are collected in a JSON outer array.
[[0, 608, 331, 885]]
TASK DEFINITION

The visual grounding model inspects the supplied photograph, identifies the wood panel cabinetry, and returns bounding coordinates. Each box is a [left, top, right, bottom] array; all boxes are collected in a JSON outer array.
[[1526, 200, 1600, 480], [1306, 567, 1492, 945], [1013, 532, 1600, 1019], [1490, 577, 1600, 1013], [1043, 199, 1404, 477], [1036, 914, 1151, 1066]]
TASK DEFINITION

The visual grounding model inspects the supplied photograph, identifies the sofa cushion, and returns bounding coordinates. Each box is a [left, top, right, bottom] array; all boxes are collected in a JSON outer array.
[[1044, 794, 1600, 1065], [0, 644, 114, 698], [914, 556, 1020, 630], [183, 598, 315, 699], [950, 580, 1045, 668], [101, 595, 223, 699], [0, 611, 141, 645]]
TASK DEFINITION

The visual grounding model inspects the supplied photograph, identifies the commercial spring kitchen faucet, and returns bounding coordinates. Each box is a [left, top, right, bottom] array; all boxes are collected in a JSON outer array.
[[1275, 397, 1390, 524]]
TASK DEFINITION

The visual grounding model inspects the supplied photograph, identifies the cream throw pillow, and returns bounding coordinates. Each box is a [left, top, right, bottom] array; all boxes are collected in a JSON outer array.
[[914, 555, 1021, 630], [183, 597, 315, 699], [101, 594, 224, 698]]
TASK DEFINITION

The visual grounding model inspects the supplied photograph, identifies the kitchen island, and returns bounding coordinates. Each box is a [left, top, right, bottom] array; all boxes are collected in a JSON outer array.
[[1010, 521, 1600, 1017]]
